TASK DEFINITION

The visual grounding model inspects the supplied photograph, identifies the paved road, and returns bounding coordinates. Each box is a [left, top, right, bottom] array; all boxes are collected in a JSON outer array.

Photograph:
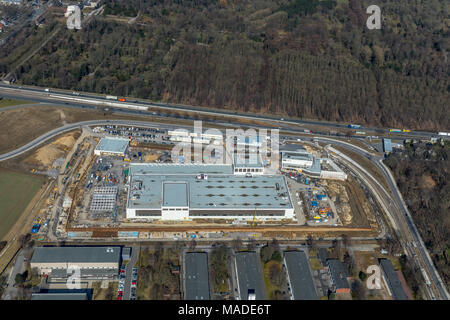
[[2, 251, 24, 300], [0, 85, 447, 299], [123, 246, 140, 300], [1, 83, 447, 140], [316, 138, 449, 300]]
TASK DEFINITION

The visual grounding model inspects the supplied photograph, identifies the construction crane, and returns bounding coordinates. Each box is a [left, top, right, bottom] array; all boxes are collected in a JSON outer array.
[[252, 208, 256, 227]]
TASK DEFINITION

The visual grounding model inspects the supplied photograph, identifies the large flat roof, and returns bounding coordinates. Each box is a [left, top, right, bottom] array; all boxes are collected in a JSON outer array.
[[284, 251, 317, 300], [235, 251, 266, 299], [280, 144, 307, 153], [185, 252, 210, 300], [130, 163, 233, 175], [128, 174, 292, 210], [233, 152, 263, 168], [31, 246, 121, 264], [163, 182, 188, 207], [282, 152, 313, 162], [95, 137, 129, 154]]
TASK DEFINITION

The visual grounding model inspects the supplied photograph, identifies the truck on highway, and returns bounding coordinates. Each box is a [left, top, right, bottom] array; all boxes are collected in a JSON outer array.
[[44, 88, 50, 92], [389, 128, 402, 133], [438, 132, 450, 136], [402, 129, 411, 132], [106, 95, 118, 100], [348, 124, 361, 129], [119, 98, 126, 102], [355, 131, 366, 135]]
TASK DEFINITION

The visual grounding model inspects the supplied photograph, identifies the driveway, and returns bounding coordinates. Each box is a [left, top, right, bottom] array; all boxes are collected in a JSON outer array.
[[123, 246, 140, 300]]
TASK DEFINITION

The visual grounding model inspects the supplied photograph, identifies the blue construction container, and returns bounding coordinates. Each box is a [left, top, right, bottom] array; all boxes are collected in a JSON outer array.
[[31, 224, 40, 233], [311, 201, 318, 207]]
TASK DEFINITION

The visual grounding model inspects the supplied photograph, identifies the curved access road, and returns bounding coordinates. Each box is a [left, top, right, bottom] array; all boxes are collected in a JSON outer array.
[[0, 118, 447, 300]]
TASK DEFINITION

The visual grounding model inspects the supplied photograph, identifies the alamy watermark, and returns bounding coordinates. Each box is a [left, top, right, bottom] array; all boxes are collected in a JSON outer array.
[[366, 265, 382, 289], [65, 5, 82, 30], [66, 265, 81, 289], [170, 121, 280, 170], [366, 5, 381, 30]]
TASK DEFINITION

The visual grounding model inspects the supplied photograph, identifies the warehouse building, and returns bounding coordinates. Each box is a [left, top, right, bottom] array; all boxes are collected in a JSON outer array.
[[94, 137, 129, 156], [284, 251, 318, 300], [379, 259, 409, 300], [31, 246, 121, 280], [236, 134, 262, 148], [184, 252, 210, 300], [126, 163, 294, 221], [235, 252, 266, 300], [281, 148, 314, 170]]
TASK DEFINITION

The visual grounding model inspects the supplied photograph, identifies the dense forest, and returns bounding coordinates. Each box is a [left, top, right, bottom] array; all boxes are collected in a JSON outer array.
[[0, 0, 448, 129], [385, 140, 450, 290]]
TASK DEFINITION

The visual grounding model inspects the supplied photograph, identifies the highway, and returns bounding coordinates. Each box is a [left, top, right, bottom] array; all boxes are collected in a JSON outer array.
[[1, 83, 447, 140], [0, 85, 448, 299], [312, 137, 449, 300]]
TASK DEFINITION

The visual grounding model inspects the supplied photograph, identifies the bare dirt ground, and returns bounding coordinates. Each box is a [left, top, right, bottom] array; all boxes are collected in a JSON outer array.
[[0, 106, 167, 154], [22, 131, 79, 169], [322, 178, 377, 229]]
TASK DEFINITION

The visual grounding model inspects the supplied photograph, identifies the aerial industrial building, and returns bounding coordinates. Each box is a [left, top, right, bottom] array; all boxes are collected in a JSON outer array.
[[281, 145, 314, 169], [94, 137, 130, 156], [281, 145, 347, 180], [232, 152, 264, 175], [31, 246, 121, 280], [382, 138, 392, 153], [126, 163, 294, 221]]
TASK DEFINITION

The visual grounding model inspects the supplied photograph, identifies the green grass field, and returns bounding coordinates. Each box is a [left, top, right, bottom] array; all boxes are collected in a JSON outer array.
[[0, 170, 45, 240], [0, 98, 32, 108]]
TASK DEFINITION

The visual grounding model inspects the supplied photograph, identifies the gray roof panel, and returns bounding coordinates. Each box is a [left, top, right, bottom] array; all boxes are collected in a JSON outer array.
[[235, 251, 266, 299], [284, 251, 317, 300], [185, 252, 210, 300], [31, 246, 121, 264], [380, 259, 408, 300]]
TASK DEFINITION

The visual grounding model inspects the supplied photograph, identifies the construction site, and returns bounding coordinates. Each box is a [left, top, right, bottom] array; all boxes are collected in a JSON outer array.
[[9, 123, 382, 243]]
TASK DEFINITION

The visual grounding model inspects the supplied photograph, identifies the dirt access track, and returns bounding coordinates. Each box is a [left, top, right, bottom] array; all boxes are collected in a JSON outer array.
[[67, 225, 371, 233]]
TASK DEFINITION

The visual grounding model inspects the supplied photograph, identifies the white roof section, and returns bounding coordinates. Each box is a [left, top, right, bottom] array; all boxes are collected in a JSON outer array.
[[129, 163, 233, 175], [127, 172, 292, 210], [95, 137, 129, 154], [163, 182, 188, 207]]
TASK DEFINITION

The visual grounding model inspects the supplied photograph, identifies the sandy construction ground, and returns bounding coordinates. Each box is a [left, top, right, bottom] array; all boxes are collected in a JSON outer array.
[[23, 131, 78, 169]]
